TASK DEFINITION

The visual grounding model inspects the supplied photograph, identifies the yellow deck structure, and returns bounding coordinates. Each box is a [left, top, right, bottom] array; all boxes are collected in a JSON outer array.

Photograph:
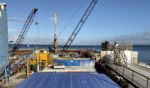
[[29, 50, 52, 67]]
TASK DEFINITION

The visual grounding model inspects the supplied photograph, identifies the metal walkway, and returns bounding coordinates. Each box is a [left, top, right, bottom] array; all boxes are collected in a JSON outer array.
[[106, 59, 150, 88]]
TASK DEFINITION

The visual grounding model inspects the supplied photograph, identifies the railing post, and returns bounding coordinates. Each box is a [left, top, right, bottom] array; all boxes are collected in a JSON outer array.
[[147, 78, 149, 88], [123, 66, 124, 75], [132, 71, 134, 81], [116, 64, 117, 71]]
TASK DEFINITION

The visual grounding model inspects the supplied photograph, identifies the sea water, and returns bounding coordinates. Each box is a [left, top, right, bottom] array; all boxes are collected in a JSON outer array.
[[9, 44, 150, 65]]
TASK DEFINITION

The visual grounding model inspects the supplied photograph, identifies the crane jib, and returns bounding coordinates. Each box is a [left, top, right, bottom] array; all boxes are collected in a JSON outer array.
[[63, 0, 98, 50], [11, 8, 38, 57]]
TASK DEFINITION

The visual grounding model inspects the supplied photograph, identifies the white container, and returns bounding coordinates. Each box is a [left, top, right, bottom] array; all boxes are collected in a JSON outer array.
[[123, 51, 131, 63]]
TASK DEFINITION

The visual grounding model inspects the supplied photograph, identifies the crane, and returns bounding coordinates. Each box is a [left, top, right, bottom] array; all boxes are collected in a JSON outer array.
[[10, 8, 38, 57], [0, 8, 38, 84], [63, 0, 98, 50]]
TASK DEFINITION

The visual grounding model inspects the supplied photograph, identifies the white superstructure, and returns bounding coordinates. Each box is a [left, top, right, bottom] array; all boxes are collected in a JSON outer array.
[[0, 3, 8, 69]]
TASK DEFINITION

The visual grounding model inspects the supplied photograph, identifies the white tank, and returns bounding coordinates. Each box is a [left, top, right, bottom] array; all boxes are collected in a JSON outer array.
[[0, 3, 8, 69]]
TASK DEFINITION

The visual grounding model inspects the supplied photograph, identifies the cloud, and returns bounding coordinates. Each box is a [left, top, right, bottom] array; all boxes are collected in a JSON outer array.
[[8, 28, 52, 44], [9, 26, 150, 45], [65, 38, 100, 45], [23, 37, 52, 44], [110, 31, 150, 45], [8, 28, 20, 42]]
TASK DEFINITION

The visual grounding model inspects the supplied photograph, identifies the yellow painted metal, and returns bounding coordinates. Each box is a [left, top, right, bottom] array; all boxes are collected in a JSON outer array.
[[26, 59, 29, 78], [28, 59, 36, 65], [28, 50, 52, 67]]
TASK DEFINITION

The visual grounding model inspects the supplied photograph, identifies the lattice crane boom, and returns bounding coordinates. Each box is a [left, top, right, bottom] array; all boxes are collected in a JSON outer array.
[[11, 8, 38, 57], [63, 0, 98, 50]]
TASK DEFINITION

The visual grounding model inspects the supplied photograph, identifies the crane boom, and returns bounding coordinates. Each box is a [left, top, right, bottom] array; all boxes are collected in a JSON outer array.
[[11, 8, 38, 57], [63, 0, 98, 50]]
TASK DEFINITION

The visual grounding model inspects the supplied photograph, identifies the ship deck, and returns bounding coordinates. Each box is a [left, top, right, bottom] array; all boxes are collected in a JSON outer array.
[[15, 72, 120, 88]]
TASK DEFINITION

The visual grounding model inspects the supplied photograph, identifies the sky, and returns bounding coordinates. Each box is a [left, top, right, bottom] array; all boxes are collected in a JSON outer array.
[[1, 0, 150, 45]]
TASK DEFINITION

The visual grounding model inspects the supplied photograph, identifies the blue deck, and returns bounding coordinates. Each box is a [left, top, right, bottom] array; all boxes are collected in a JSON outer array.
[[15, 72, 120, 88]]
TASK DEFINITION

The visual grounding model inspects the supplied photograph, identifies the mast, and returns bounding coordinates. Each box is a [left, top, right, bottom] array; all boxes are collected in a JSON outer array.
[[54, 12, 58, 54]]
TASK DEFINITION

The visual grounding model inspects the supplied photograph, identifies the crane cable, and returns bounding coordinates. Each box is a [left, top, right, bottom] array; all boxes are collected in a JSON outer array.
[[58, 0, 87, 37]]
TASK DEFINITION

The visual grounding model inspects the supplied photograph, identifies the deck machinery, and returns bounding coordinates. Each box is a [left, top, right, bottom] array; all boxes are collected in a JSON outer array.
[[42, 0, 99, 73], [25, 0, 99, 73]]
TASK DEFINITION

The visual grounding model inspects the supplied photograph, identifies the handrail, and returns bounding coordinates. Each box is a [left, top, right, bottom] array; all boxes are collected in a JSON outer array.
[[106, 58, 150, 88]]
